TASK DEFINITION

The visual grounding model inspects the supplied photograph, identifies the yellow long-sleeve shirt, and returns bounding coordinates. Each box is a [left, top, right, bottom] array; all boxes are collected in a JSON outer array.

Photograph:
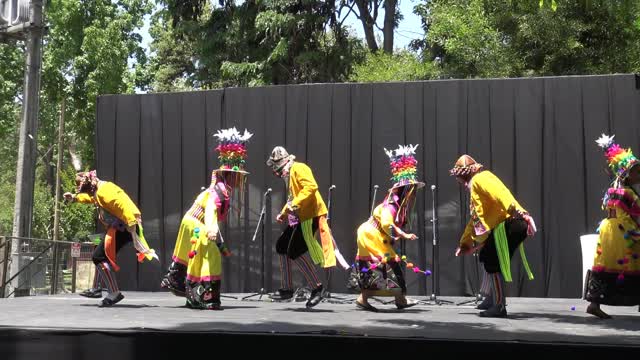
[[280, 162, 328, 221], [75, 181, 141, 226], [459, 170, 526, 247]]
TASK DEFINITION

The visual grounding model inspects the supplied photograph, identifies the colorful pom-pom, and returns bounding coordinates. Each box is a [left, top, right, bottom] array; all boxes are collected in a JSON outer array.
[[633, 253, 639, 260], [570, 306, 576, 311], [406, 263, 414, 269], [190, 239, 196, 244], [361, 267, 369, 273], [425, 270, 432, 276], [188, 250, 197, 259], [617, 259, 625, 265], [401, 255, 407, 261]]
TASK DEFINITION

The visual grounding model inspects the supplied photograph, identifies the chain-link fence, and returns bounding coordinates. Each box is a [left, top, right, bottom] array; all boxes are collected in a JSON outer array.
[[0, 235, 101, 298]]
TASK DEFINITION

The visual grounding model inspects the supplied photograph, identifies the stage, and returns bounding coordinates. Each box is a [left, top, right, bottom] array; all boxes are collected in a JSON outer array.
[[1, 292, 639, 357]]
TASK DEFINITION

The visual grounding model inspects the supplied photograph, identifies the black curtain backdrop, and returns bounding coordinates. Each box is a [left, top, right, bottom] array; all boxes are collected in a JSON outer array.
[[95, 74, 640, 298]]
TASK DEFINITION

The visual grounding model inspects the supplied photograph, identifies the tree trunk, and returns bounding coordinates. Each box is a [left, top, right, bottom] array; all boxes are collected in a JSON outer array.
[[44, 150, 55, 195], [354, 0, 379, 52], [383, 0, 397, 53]]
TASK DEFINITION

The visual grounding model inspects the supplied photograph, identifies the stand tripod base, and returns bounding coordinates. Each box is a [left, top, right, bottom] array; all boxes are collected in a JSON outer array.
[[241, 288, 269, 301], [322, 291, 354, 304], [418, 294, 454, 305], [456, 294, 483, 306]]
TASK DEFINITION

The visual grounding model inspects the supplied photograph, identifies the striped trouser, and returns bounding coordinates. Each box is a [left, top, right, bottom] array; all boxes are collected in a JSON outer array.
[[95, 261, 119, 294], [279, 253, 321, 289]]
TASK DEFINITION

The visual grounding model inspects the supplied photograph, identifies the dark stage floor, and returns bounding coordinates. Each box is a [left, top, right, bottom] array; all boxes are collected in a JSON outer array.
[[1, 292, 639, 357]]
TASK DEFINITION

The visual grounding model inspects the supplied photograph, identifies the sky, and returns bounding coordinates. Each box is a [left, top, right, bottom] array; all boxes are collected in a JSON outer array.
[[138, 0, 423, 52]]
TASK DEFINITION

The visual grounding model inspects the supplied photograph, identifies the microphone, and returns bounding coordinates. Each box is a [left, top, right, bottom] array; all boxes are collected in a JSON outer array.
[[431, 185, 436, 190], [329, 185, 336, 190], [374, 185, 379, 189], [264, 188, 272, 196]]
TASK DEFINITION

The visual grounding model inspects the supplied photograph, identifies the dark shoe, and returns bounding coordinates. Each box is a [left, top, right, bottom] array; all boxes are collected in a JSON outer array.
[[269, 288, 294, 301], [160, 262, 187, 296], [305, 285, 324, 308], [396, 299, 418, 310], [356, 301, 379, 312], [79, 288, 103, 299], [587, 303, 611, 319], [205, 302, 223, 310], [99, 292, 124, 307], [479, 304, 507, 318], [476, 296, 492, 310]]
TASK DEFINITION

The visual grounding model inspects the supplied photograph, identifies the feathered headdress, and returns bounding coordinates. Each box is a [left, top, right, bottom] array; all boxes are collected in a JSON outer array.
[[596, 134, 639, 186], [210, 127, 253, 212], [384, 144, 425, 189], [213, 127, 253, 174]]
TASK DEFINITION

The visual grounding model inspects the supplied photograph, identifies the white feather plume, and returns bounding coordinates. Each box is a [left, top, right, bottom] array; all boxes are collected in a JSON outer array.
[[386, 144, 419, 158], [596, 133, 615, 149], [214, 127, 253, 142]]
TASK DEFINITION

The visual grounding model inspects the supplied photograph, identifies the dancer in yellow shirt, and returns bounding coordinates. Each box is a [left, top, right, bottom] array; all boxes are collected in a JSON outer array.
[[64, 170, 158, 307], [451, 155, 536, 318], [266, 146, 348, 308]]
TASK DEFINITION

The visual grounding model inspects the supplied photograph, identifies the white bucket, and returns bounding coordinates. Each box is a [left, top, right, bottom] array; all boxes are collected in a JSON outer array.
[[580, 234, 599, 292]]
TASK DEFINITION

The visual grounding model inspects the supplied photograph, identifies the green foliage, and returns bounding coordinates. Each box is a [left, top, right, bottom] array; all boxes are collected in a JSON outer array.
[[349, 50, 438, 82], [420, 0, 521, 78], [43, 0, 153, 164], [413, 0, 640, 78], [0, 0, 149, 240], [148, 1, 366, 89]]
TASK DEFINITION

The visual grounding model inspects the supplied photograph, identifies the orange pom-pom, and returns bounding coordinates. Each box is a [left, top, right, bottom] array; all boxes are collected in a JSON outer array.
[[406, 263, 414, 269]]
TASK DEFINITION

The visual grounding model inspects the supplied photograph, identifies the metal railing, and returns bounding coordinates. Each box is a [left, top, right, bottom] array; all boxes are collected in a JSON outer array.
[[0, 235, 99, 298]]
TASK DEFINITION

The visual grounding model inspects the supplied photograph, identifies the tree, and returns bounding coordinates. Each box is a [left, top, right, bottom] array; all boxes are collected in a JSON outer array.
[[414, 0, 521, 78], [412, 0, 640, 78], [349, 50, 437, 82], [0, 0, 151, 240], [343, 0, 401, 53], [149, 0, 366, 89]]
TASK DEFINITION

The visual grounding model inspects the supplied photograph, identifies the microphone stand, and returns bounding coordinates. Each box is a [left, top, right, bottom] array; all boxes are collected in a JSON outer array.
[[420, 185, 453, 305], [322, 185, 353, 304], [242, 188, 272, 301], [370, 185, 379, 216]]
